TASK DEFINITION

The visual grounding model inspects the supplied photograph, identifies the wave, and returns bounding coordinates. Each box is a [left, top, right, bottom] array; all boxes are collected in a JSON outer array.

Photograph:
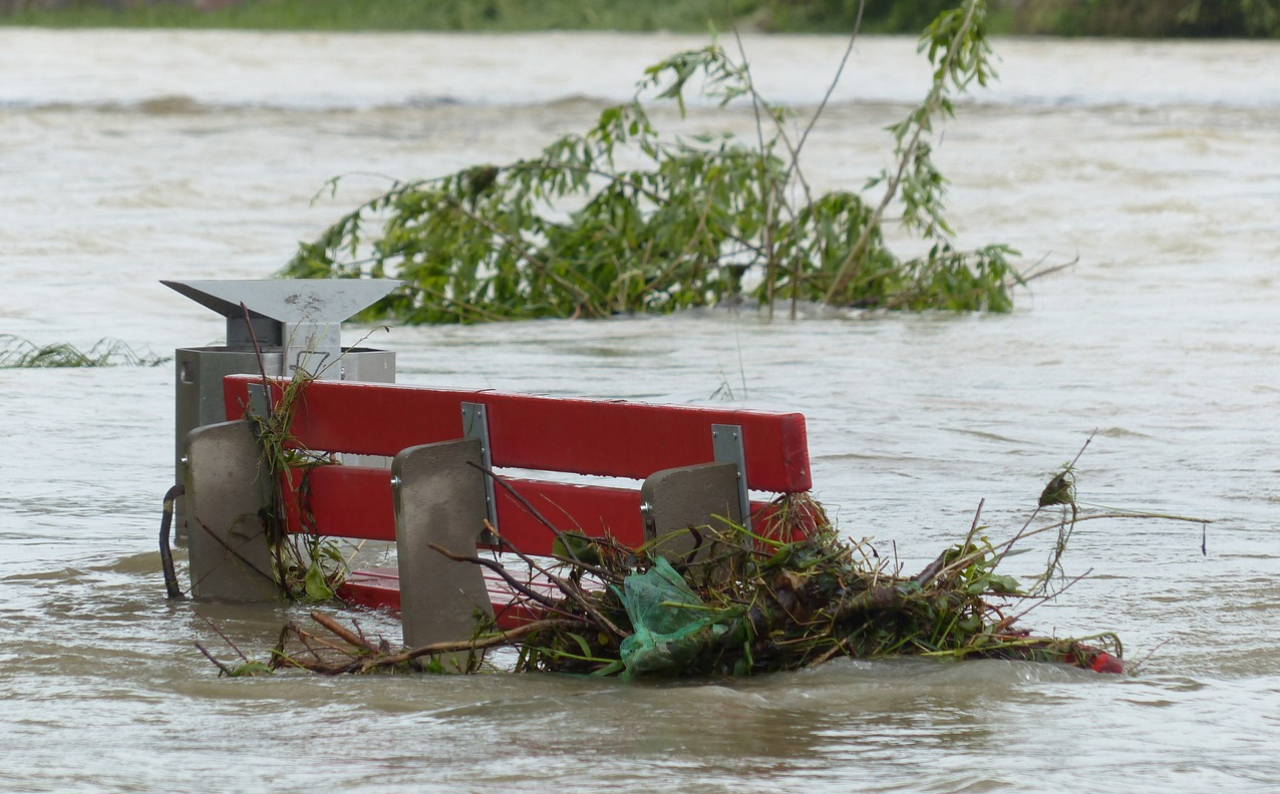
[[7, 92, 1280, 118], [5, 29, 1280, 115], [0, 93, 475, 114]]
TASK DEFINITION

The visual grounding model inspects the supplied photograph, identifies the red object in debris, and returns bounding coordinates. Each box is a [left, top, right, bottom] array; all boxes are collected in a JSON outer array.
[[1090, 652, 1125, 674]]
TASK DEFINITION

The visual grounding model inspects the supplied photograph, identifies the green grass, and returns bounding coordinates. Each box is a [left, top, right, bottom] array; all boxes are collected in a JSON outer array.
[[11, 0, 1274, 36], [0, 334, 167, 368], [2, 0, 774, 32], [0, 0, 998, 34]]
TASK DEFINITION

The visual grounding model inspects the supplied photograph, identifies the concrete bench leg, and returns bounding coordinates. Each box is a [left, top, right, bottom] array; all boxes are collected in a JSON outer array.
[[392, 438, 494, 669], [640, 461, 743, 563], [184, 419, 279, 601]]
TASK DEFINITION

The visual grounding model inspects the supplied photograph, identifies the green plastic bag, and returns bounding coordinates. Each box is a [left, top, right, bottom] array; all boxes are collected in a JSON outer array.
[[617, 558, 723, 679]]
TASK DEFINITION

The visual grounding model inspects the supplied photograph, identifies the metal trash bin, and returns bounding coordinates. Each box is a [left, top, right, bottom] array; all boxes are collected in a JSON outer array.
[[163, 278, 402, 542]]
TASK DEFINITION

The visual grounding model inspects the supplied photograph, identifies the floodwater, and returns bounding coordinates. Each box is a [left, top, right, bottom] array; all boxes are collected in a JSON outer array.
[[2, 28, 1279, 793]]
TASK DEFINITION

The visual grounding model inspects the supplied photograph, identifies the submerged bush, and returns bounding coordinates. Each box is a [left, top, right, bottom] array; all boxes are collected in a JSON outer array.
[[284, 0, 1025, 323]]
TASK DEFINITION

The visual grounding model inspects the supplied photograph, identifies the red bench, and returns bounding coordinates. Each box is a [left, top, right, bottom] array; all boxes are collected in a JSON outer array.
[[184, 374, 818, 650]]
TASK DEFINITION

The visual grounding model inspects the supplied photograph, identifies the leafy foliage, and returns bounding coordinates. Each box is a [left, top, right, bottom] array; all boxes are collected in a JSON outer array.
[[283, 0, 1022, 323], [1013, 0, 1280, 37]]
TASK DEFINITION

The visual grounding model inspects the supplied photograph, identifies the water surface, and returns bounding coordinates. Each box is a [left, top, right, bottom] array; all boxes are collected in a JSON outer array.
[[1, 29, 1278, 793]]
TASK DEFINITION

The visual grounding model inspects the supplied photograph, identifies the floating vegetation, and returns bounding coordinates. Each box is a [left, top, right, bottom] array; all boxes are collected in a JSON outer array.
[[198, 452, 1207, 680], [283, 1, 1068, 323], [0, 334, 168, 368]]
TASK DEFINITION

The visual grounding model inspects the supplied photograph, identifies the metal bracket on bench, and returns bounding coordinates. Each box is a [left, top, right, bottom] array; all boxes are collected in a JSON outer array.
[[461, 402, 498, 539], [184, 418, 280, 601], [392, 437, 494, 665], [640, 462, 742, 562], [711, 424, 751, 531]]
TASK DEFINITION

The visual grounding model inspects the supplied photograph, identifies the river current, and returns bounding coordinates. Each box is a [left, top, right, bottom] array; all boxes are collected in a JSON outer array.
[[1, 28, 1278, 793]]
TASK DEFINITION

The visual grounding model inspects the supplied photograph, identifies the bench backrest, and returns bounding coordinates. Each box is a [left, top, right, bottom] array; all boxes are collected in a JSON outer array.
[[222, 374, 812, 555]]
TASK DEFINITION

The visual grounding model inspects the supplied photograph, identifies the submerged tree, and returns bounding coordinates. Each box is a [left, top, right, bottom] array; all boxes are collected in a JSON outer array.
[[284, 0, 1026, 323]]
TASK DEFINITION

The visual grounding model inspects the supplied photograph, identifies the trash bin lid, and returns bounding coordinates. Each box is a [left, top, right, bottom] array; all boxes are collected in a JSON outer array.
[[161, 279, 402, 324]]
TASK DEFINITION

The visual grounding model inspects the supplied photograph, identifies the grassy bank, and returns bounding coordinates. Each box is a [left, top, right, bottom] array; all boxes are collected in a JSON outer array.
[[0, 0, 1004, 34], [1014, 0, 1280, 37], [4, 1, 1274, 39]]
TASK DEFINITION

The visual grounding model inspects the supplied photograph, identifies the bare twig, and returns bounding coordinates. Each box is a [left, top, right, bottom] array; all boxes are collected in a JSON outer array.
[[729, 21, 778, 318], [824, 0, 981, 304], [466, 462, 579, 560], [199, 616, 249, 662], [1018, 254, 1078, 283], [1004, 567, 1094, 625], [991, 433, 1094, 572], [186, 516, 277, 594], [194, 642, 235, 676], [356, 619, 586, 673], [933, 511, 1211, 588], [477, 521, 631, 640], [240, 301, 274, 422], [292, 626, 363, 659], [1127, 638, 1172, 672], [794, 0, 866, 163], [426, 543, 561, 610]]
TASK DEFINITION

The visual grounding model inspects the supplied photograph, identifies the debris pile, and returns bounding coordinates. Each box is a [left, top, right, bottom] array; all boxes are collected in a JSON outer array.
[[214, 489, 1128, 679]]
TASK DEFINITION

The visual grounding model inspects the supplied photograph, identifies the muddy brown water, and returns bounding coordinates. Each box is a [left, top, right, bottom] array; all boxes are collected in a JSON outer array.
[[1, 29, 1278, 793]]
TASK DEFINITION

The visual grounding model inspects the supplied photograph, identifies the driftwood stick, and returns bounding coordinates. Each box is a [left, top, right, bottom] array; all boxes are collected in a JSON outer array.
[[293, 626, 365, 658], [913, 499, 985, 587], [805, 639, 847, 668], [296, 631, 325, 662], [912, 548, 951, 588], [356, 618, 585, 672], [310, 610, 378, 652]]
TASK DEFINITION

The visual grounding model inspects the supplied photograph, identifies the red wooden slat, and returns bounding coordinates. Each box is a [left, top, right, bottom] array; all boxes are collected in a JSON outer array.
[[224, 375, 811, 493], [282, 466, 394, 541], [339, 568, 556, 628], [279, 466, 804, 553], [491, 479, 646, 554], [340, 569, 400, 610], [278, 467, 647, 551]]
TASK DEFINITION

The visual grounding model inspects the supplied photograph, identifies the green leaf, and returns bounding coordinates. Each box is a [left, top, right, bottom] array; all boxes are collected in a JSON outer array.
[[985, 574, 1021, 595], [304, 562, 335, 602], [566, 633, 594, 659], [228, 660, 272, 677]]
